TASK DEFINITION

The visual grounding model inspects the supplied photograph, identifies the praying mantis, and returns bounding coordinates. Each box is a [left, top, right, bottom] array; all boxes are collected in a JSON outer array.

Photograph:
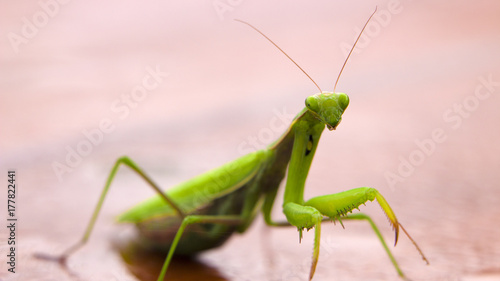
[[38, 8, 428, 281]]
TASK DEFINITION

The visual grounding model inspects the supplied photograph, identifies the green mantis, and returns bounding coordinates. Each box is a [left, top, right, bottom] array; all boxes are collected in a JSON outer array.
[[38, 9, 428, 281]]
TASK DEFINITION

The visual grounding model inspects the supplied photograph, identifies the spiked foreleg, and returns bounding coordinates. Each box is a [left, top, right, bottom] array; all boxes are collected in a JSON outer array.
[[282, 202, 323, 280], [304, 187, 400, 245]]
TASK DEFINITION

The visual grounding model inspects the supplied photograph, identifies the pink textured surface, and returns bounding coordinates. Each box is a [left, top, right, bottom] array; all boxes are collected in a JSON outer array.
[[2, 1, 500, 280]]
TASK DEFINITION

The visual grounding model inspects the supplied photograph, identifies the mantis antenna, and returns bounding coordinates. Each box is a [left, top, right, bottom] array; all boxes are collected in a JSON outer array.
[[334, 7, 378, 93], [236, 7, 378, 94], [235, 19, 323, 93]]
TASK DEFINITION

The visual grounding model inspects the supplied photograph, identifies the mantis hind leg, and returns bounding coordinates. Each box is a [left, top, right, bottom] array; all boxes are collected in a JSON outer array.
[[35, 156, 184, 263]]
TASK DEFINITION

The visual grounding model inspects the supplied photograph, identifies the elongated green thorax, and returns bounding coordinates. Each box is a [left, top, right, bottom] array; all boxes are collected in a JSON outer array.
[[281, 92, 350, 205]]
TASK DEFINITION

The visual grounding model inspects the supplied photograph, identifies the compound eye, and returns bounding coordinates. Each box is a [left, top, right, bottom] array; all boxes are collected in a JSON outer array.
[[305, 96, 319, 111], [337, 93, 350, 110]]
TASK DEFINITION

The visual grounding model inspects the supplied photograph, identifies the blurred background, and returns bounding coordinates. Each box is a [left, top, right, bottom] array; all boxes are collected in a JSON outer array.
[[1, 1, 500, 280]]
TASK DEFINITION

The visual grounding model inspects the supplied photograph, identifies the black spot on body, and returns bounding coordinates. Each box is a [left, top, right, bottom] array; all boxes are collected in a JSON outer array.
[[305, 135, 313, 156]]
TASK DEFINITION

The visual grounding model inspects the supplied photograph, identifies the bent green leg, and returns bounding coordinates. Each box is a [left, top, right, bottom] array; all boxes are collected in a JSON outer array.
[[304, 187, 400, 243], [342, 213, 405, 278], [267, 187, 427, 280], [36, 156, 184, 262], [156, 215, 243, 281], [280, 187, 403, 280]]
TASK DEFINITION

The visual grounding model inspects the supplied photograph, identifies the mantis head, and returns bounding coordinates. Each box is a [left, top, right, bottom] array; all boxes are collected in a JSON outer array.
[[305, 92, 349, 130], [237, 8, 373, 132]]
